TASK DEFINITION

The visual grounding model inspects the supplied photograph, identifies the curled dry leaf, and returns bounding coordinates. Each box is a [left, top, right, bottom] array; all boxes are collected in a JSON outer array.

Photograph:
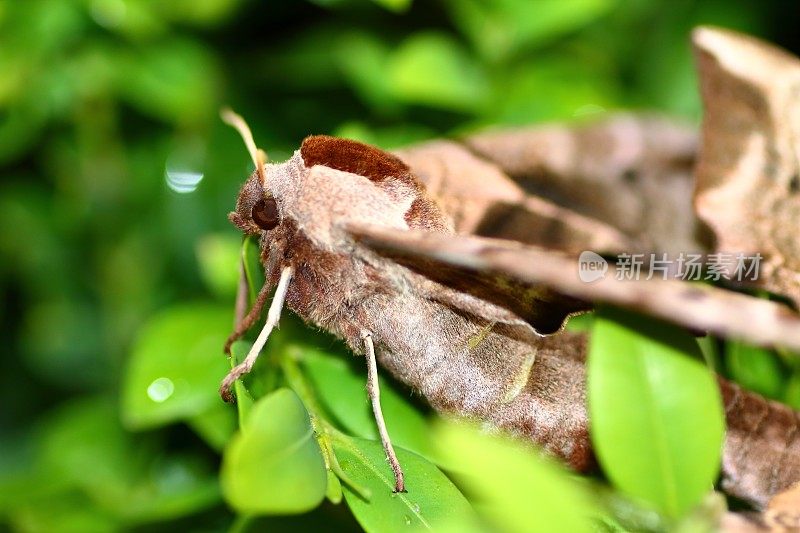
[[464, 113, 703, 254], [393, 139, 634, 255], [694, 27, 800, 307]]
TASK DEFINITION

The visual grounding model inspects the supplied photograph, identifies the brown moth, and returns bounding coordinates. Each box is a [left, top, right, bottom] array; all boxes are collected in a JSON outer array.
[[218, 109, 590, 493], [464, 113, 702, 254], [693, 27, 800, 308], [350, 224, 800, 508], [218, 101, 800, 509]]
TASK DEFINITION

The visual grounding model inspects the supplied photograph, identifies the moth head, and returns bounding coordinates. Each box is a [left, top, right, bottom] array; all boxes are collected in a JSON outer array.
[[221, 108, 282, 235], [229, 173, 280, 235]]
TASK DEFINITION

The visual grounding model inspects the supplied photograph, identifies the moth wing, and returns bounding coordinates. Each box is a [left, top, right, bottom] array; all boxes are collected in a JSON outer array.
[[347, 223, 800, 351], [394, 139, 634, 255], [693, 27, 800, 308], [349, 223, 589, 335]]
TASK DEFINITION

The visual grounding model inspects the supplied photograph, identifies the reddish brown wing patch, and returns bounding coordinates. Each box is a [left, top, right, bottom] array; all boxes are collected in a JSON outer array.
[[301, 135, 412, 184], [301, 135, 449, 231]]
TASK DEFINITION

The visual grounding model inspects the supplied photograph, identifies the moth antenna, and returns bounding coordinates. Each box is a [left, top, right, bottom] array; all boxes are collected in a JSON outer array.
[[362, 330, 406, 493], [220, 107, 267, 184], [219, 266, 293, 403]]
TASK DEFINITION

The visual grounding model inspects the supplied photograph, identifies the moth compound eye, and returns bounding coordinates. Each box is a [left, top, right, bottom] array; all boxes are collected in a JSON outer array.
[[251, 197, 279, 231]]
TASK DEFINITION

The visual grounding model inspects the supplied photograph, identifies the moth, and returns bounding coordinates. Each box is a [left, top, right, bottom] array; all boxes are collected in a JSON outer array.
[[218, 109, 590, 493], [218, 107, 800, 508]]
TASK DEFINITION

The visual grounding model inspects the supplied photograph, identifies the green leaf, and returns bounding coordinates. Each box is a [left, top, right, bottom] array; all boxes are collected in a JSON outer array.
[[326, 471, 344, 505], [488, 59, 618, 125], [588, 308, 725, 519], [299, 346, 434, 461], [116, 39, 218, 125], [785, 369, 800, 410], [369, 0, 412, 13], [109, 454, 220, 523], [221, 388, 327, 514], [388, 32, 489, 112], [444, 0, 614, 61], [121, 305, 232, 429], [156, 0, 245, 26], [725, 340, 785, 400], [230, 340, 256, 427], [332, 121, 435, 149], [35, 397, 220, 523], [195, 232, 243, 299], [333, 436, 474, 533], [242, 235, 264, 305], [635, 0, 764, 117], [335, 32, 401, 114], [434, 422, 598, 533], [565, 311, 594, 332], [187, 400, 238, 451], [36, 397, 142, 488], [9, 492, 120, 533]]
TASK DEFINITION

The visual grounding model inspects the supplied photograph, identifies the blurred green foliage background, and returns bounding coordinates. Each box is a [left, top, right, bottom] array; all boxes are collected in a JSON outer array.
[[2, 0, 799, 531]]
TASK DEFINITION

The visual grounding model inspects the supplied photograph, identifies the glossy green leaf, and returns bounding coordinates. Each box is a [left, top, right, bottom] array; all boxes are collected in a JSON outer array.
[[725, 340, 785, 400], [435, 422, 597, 533], [299, 346, 434, 460], [221, 388, 327, 514], [588, 308, 725, 518], [333, 436, 474, 532], [388, 32, 489, 112], [121, 305, 232, 429]]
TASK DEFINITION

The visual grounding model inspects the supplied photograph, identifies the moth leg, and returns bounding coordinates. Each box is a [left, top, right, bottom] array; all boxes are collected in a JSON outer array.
[[224, 277, 272, 354], [362, 330, 406, 493], [219, 266, 293, 403]]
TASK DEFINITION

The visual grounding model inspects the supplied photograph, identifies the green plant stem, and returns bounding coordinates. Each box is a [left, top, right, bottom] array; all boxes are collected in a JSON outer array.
[[228, 514, 253, 533], [281, 351, 372, 500]]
